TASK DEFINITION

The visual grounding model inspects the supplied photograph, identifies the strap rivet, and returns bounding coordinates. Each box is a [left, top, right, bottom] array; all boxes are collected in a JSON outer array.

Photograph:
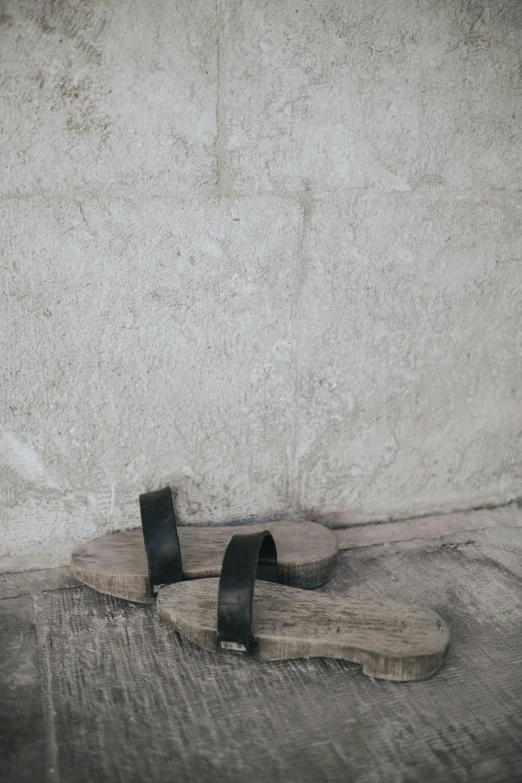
[[220, 640, 247, 653]]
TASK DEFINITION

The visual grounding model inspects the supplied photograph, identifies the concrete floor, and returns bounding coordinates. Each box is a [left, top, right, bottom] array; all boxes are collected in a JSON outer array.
[[1, 506, 522, 783]]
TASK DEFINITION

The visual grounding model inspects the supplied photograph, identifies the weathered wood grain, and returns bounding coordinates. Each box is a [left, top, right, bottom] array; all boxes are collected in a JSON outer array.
[[36, 544, 522, 783], [0, 596, 46, 782], [157, 579, 450, 681], [71, 520, 339, 602], [3, 520, 522, 783], [0, 568, 81, 600], [335, 504, 522, 551]]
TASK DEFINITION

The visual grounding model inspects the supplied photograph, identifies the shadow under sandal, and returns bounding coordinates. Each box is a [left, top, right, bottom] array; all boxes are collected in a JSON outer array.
[[157, 531, 451, 682], [71, 487, 339, 603]]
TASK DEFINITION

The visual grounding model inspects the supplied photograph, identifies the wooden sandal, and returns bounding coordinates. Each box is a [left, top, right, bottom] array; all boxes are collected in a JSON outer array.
[[71, 487, 339, 603], [157, 530, 450, 682]]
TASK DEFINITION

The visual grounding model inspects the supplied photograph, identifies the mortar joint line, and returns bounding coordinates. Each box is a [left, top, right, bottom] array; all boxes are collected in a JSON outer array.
[[290, 191, 315, 510], [215, 0, 229, 198]]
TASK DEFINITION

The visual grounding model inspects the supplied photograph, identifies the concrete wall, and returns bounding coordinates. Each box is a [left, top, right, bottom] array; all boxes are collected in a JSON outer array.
[[1, 0, 521, 569]]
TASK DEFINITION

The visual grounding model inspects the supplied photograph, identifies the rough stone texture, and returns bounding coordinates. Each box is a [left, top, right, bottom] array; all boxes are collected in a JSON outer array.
[[1, 195, 300, 568], [1, 0, 522, 566], [0, 0, 217, 195], [222, 0, 522, 192], [1, 509, 522, 782], [296, 192, 522, 520]]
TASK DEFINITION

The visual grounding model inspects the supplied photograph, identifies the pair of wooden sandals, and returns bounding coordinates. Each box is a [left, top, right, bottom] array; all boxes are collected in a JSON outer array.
[[72, 487, 450, 682]]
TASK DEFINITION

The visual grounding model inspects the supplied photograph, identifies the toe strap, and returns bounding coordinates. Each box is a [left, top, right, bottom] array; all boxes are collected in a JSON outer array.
[[139, 487, 183, 597], [217, 530, 278, 654]]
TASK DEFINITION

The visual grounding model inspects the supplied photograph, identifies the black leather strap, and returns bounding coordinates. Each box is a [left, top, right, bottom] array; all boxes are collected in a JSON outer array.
[[139, 487, 183, 597], [217, 531, 278, 654]]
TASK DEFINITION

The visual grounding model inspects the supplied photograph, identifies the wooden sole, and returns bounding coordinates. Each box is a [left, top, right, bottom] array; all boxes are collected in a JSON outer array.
[[157, 579, 450, 682], [71, 521, 339, 603]]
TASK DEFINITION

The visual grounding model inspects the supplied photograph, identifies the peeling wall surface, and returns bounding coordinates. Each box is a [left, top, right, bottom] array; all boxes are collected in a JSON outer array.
[[1, 0, 521, 569]]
